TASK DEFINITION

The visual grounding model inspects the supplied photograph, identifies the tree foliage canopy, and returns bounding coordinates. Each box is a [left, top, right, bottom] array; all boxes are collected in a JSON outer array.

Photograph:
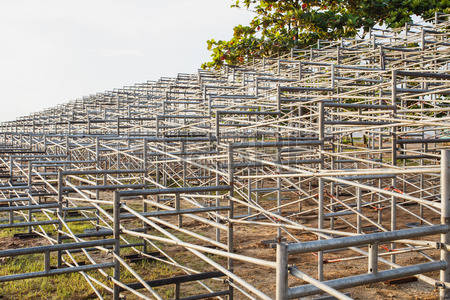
[[202, 0, 449, 69]]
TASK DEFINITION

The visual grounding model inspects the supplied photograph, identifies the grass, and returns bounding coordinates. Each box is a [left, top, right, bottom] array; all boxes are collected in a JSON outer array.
[[0, 254, 97, 299], [0, 227, 23, 238], [0, 211, 104, 299], [0, 214, 227, 299]]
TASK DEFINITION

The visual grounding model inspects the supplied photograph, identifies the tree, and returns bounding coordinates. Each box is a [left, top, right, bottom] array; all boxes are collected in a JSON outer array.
[[202, 0, 450, 69]]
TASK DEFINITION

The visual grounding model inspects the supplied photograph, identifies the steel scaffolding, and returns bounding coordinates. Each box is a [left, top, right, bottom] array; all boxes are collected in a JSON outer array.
[[0, 13, 449, 300]]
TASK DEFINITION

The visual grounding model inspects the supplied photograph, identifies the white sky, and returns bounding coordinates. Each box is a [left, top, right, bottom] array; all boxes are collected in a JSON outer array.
[[0, 0, 254, 122]]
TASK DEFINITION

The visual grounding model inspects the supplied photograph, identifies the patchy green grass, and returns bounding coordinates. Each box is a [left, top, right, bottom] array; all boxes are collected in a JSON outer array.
[[0, 227, 23, 238], [0, 210, 228, 299], [0, 254, 98, 299]]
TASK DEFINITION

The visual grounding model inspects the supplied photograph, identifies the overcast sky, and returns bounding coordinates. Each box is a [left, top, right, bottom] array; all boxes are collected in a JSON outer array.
[[0, 1, 253, 122]]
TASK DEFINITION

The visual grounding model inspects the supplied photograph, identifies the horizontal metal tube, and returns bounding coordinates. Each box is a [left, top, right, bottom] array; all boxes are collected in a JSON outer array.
[[120, 206, 231, 219], [396, 70, 450, 79], [337, 174, 396, 181], [231, 140, 321, 149], [63, 184, 146, 191], [397, 138, 450, 144], [32, 160, 96, 165], [228, 159, 321, 168], [287, 224, 450, 254], [324, 121, 391, 126], [64, 217, 98, 223], [287, 261, 446, 298], [0, 220, 58, 229], [0, 197, 30, 203], [157, 115, 209, 119], [119, 185, 231, 197], [0, 185, 29, 190], [62, 206, 96, 211], [217, 110, 280, 116], [0, 262, 115, 283], [62, 169, 146, 175], [0, 239, 115, 257], [323, 102, 394, 109], [280, 86, 334, 92], [122, 271, 224, 290], [0, 203, 59, 212]]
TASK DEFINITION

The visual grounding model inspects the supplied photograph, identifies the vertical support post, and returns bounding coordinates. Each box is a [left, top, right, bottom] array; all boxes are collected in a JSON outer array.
[[318, 101, 325, 281], [276, 243, 288, 300], [276, 139, 282, 239], [95, 138, 101, 230], [380, 46, 385, 70], [208, 95, 212, 116], [202, 85, 207, 102], [227, 144, 234, 300], [113, 191, 121, 300], [298, 62, 302, 81], [181, 141, 186, 187], [215, 159, 221, 242], [8, 153, 13, 225], [421, 27, 426, 51], [440, 150, 450, 300], [368, 243, 378, 274], [331, 64, 335, 89], [143, 139, 149, 253], [215, 113, 220, 144], [116, 141, 120, 169], [276, 85, 281, 112], [391, 70, 397, 265], [65, 136, 70, 169], [276, 84, 282, 240], [247, 131, 252, 215], [27, 161, 32, 233], [175, 282, 181, 300], [357, 186, 362, 234], [420, 97, 425, 221], [155, 148, 160, 208], [164, 92, 168, 115], [337, 45, 341, 65], [156, 115, 160, 138], [44, 250, 51, 273], [9, 156, 13, 182], [95, 137, 100, 200], [57, 171, 63, 268], [175, 193, 182, 227]]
